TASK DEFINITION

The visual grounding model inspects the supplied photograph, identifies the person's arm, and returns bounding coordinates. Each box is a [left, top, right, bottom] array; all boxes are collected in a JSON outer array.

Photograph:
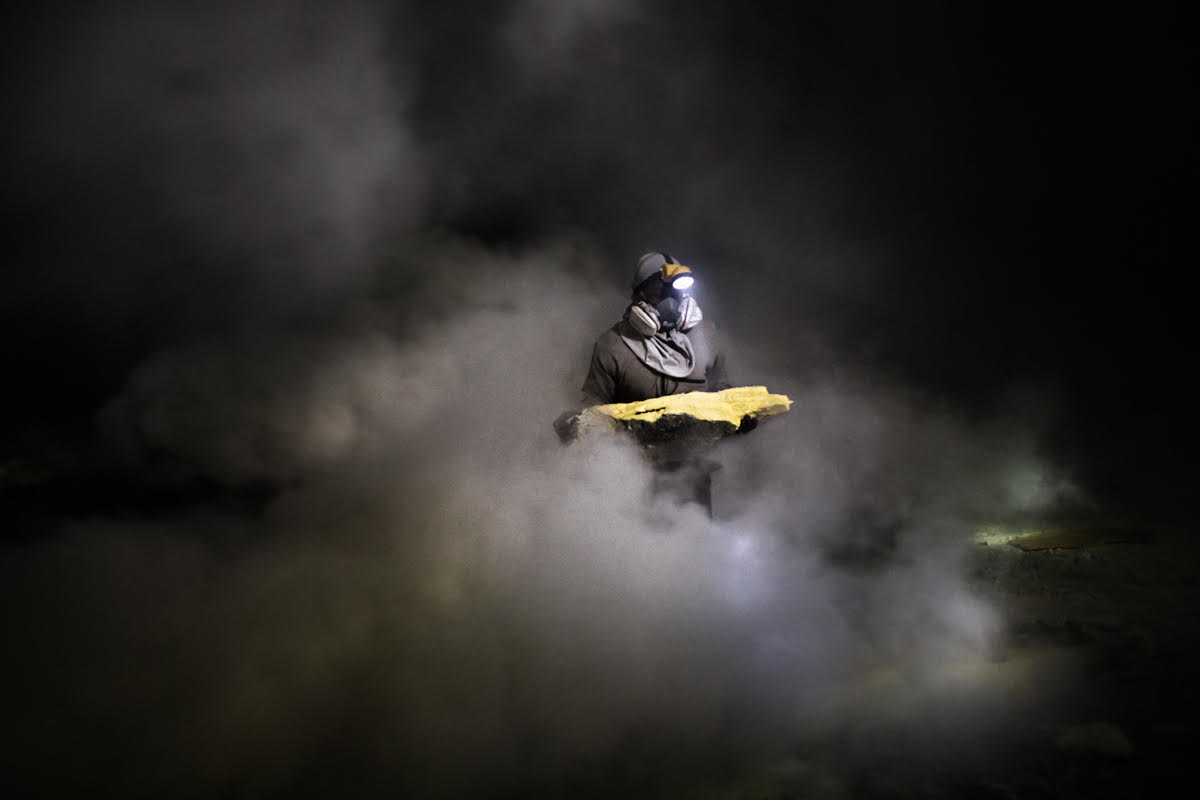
[[707, 350, 732, 392], [555, 340, 616, 443], [704, 341, 756, 433], [581, 341, 617, 406]]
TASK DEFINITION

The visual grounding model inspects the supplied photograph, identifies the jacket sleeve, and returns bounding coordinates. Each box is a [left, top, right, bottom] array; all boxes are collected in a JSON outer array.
[[707, 350, 732, 392], [700, 322, 731, 391], [581, 340, 617, 406]]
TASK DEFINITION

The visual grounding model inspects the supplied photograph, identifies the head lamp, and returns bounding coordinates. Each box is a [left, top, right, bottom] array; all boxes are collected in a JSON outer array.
[[660, 262, 694, 292]]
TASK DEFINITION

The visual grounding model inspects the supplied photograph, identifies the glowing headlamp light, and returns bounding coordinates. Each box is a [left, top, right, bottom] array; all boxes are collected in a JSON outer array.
[[661, 262, 694, 292]]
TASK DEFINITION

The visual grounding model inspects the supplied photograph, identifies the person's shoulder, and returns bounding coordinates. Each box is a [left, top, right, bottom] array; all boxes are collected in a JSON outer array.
[[688, 317, 721, 344], [593, 321, 627, 350]]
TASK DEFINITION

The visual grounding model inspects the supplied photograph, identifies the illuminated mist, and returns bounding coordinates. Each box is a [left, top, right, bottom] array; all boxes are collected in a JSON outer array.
[[6, 1, 1169, 797], [5, 248, 1067, 795]]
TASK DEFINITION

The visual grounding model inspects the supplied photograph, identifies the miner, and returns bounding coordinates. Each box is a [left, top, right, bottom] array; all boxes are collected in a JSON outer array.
[[579, 251, 730, 406], [557, 251, 734, 515]]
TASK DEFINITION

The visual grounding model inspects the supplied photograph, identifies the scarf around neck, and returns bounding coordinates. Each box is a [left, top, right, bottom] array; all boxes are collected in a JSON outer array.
[[619, 324, 696, 379]]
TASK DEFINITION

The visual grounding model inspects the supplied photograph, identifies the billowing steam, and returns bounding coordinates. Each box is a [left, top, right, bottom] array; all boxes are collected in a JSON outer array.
[[2, 1, 1084, 797], [5, 242, 1071, 795]]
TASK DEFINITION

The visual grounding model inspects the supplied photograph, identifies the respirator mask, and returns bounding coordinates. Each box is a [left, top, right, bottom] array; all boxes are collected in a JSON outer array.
[[627, 260, 703, 337]]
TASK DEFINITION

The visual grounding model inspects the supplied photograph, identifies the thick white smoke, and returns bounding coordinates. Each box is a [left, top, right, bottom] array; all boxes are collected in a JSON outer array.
[[4, 238, 1079, 795], [1, 1, 1086, 797]]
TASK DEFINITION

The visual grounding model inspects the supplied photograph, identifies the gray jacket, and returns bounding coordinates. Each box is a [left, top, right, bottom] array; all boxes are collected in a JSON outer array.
[[581, 318, 729, 406]]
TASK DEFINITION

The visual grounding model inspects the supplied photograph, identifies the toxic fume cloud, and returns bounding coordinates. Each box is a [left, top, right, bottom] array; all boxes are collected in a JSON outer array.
[[5, 239, 1074, 795], [2, 1, 1088, 796], [5, 0, 421, 348], [502, 0, 641, 68]]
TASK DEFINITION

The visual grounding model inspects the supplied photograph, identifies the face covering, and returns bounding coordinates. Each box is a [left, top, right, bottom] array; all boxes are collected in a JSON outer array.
[[627, 300, 662, 338], [620, 297, 703, 379], [656, 296, 682, 329], [627, 296, 703, 337], [677, 296, 703, 332]]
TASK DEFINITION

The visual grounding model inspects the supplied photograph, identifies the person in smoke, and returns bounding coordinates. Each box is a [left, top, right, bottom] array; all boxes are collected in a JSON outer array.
[[557, 251, 733, 516], [580, 251, 730, 406]]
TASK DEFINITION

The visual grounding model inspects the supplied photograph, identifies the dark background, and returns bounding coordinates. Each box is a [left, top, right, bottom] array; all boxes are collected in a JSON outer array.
[[3, 1, 1192, 519], [0, 4, 1195, 796]]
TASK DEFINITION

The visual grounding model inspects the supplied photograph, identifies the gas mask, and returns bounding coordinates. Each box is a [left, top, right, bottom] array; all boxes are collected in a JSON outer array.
[[625, 256, 704, 337], [627, 295, 703, 337]]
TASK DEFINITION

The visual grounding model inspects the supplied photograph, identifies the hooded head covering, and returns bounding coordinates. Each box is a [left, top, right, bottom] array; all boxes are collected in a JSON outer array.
[[620, 251, 698, 378], [632, 251, 675, 292]]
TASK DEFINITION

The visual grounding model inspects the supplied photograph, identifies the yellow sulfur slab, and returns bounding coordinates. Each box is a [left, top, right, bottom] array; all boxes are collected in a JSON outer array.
[[585, 386, 792, 425]]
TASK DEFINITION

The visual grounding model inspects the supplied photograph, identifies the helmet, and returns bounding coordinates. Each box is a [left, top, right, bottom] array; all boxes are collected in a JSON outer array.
[[632, 251, 695, 293]]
